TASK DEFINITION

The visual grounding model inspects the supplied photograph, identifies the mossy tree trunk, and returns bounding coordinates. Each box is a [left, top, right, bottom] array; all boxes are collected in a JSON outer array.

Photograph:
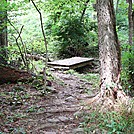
[[97, 0, 121, 98]]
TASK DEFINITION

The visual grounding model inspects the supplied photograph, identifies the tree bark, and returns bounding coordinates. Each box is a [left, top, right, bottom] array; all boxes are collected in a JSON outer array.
[[132, 11, 134, 33], [0, 0, 7, 64], [127, 0, 134, 90], [132, 11, 134, 38], [128, 0, 133, 46], [97, 0, 121, 98], [0, 64, 32, 84]]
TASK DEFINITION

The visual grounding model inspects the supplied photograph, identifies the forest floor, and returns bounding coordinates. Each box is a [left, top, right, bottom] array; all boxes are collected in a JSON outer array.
[[0, 69, 99, 134]]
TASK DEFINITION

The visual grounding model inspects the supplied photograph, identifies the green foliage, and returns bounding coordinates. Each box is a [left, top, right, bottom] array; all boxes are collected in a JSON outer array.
[[0, 0, 9, 12], [81, 110, 134, 134], [6, 0, 98, 64], [26, 106, 37, 113], [7, 1, 49, 70], [115, 0, 134, 93], [116, 0, 128, 31], [26, 41, 46, 54], [65, 69, 76, 75], [45, 0, 97, 58], [77, 73, 99, 89], [101, 112, 134, 133], [2, 0, 134, 93], [47, 18, 88, 57], [11, 127, 26, 134], [121, 45, 134, 93], [116, 0, 128, 47]]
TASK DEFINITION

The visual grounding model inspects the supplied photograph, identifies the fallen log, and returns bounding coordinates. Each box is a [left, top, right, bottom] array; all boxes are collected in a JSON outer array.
[[0, 64, 32, 84]]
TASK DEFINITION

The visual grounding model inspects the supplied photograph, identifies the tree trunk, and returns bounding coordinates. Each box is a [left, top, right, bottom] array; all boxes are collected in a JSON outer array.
[[128, 0, 133, 46], [116, 0, 120, 14], [128, 0, 134, 90], [132, 11, 134, 34], [0, 1, 7, 64], [97, 0, 121, 98]]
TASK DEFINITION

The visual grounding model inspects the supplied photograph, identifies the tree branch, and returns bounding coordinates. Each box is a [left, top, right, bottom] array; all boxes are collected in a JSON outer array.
[[128, 0, 133, 46], [116, 0, 120, 14], [80, 0, 90, 22], [30, 0, 48, 90], [8, 19, 28, 69], [12, 26, 27, 67]]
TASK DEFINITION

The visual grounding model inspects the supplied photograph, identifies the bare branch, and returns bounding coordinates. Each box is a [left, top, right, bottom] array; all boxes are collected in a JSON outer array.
[[8, 19, 28, 69], [128, 0, 133, 46], [80, 0, 90, 22], [12, 26, 27, 67], [30, 0, 48, 90]]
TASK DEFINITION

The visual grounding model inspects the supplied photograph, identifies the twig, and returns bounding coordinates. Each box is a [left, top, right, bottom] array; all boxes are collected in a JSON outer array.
[[30, 0, 48, 90], [116, 0, 120, 14], [80, 0, 90, 22], [12, 26, 27, 67], [8, 19, 29, 70]]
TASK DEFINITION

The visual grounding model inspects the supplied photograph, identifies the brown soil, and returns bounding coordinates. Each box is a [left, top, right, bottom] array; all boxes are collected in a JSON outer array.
[[0, 70, 96, 134]]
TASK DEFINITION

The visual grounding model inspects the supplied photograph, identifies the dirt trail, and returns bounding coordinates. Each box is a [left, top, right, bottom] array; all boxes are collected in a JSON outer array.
[[0, 70, 95, 134]]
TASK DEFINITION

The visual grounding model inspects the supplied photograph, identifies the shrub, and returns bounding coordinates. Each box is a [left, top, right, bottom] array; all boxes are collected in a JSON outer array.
[[121, 44, 134, 95]]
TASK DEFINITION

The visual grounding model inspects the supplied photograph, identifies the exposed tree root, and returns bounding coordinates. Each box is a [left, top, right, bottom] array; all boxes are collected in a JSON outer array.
[[85, 90, 134, 113]]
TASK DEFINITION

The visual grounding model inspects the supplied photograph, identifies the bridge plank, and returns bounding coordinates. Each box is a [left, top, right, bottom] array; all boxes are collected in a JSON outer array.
[[48, 57, 94, 69]]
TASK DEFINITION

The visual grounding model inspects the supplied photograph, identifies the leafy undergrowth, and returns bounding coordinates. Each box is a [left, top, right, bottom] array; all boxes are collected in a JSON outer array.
[[0, 73, 56, 133], [80, 108, 134, 134], [0, 83, 41, 133], [81, 89, 134, 134]]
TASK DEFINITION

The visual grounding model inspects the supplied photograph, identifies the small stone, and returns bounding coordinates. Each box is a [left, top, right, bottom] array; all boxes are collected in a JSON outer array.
[[46, 113, 53, 118], [45, 132, 57, 134], [37, 123, 57, 129], [58, 116, 69, 122], [93, 129, 102, 134], [73, 111, 83, 117], [47, 118, 60, 123], [65, 96, 77, 102], [47, 86, 58, 93], [72, 128, 84, 134]]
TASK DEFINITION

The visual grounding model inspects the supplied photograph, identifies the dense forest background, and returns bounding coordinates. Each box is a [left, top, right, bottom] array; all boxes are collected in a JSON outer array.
[[3, 0, 133, 91]]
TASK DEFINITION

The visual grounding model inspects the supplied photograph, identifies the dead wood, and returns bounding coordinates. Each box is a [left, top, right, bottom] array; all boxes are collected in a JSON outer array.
[[0, 64, 32, 84]]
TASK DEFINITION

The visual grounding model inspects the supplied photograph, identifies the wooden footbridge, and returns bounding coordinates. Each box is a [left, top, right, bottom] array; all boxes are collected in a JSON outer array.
[[48, 57, 94, 70]]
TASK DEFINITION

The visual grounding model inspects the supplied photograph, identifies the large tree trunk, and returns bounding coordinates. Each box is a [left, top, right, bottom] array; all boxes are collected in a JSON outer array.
[[97, 0, 121, 98], [0, 1, 7, 64]]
